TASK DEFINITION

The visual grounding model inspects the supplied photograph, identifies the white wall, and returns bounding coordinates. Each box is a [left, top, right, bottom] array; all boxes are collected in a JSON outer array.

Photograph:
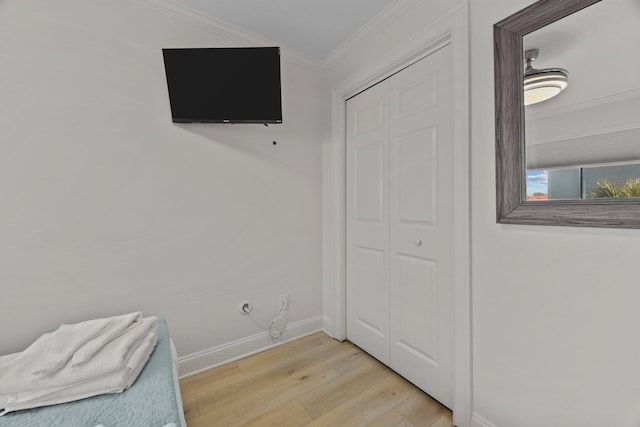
[[470, 0, 640, 426], [0, 0, 327, 359]]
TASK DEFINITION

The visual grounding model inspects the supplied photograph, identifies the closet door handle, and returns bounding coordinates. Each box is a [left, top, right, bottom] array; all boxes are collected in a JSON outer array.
[[414, 239, 422, 247]]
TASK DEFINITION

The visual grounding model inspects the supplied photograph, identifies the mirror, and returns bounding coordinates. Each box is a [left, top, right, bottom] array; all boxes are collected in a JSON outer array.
[[494, 0, 640, 228]]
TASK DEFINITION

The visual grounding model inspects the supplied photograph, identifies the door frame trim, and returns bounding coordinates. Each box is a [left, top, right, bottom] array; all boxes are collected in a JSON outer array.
[[325, 3, 471, 426]]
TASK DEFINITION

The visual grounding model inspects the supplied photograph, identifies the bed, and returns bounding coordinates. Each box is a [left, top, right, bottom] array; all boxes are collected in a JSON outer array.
[[0, 317, 186, 427]]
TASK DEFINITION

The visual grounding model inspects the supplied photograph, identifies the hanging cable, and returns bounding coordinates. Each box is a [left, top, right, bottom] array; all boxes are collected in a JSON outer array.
[[268, 305, 287, 338]]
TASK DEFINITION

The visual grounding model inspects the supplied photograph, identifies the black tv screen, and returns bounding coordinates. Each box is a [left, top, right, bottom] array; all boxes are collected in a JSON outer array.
[[162, 47, 282, 124]]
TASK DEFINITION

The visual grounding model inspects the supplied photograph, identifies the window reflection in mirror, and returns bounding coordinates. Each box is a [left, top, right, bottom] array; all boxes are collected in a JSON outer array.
[[523, 0, 640, 201], [527, 163, 640, 201]]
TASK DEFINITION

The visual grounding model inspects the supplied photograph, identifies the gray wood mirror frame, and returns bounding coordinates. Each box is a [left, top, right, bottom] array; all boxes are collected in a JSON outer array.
[[494, 0, 640, 229]]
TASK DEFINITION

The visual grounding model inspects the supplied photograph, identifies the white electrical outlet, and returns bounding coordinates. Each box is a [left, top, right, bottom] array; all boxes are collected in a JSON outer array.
[[279, 293, 289, 311]]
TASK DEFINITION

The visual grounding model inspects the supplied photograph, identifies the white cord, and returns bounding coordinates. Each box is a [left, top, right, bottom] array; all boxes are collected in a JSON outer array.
[[269, 306, 287, 338]]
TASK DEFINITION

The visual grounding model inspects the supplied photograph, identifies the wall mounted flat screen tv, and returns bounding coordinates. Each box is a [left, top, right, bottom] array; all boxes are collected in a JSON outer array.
[[162, 47, 282, 124]]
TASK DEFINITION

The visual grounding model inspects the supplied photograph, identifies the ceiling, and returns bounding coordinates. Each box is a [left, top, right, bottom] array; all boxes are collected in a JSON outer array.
[[173, 0, 395, 60]]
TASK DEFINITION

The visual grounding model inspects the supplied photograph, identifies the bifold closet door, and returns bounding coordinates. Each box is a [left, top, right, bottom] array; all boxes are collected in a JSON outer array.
[[388, 45, 454, 408], [346, 80, 391, 365], [346, 44, 454, 408]]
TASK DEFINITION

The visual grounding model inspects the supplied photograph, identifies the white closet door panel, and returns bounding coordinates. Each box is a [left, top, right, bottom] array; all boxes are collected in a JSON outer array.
[[396, 254, 439, 363], [354, 247, 386, 335], [355, 142, 384, 222], [389, 45, 454, 408], [346, 81, 390, 365], [397, 127, 438, 225]]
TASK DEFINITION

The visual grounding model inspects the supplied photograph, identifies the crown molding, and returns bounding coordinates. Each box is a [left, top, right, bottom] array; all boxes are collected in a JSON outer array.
[[128, 0, 323, 72], [320, 0, 421, 70]]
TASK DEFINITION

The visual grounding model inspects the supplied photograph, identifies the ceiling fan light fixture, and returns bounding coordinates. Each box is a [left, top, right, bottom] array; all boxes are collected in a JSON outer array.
[[523, 49, 569, 106]]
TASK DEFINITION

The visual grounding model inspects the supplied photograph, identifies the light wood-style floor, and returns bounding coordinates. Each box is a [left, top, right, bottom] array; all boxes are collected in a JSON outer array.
[[179, 332, 453, 426]]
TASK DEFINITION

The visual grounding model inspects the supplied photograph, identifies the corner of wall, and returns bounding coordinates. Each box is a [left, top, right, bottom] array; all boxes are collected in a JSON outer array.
[[321, 315, 335, 339]]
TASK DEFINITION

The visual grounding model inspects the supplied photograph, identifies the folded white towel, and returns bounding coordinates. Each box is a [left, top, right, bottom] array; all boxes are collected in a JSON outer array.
[[0, 316, 157, 394], [68, 317, 157, 379], [28, 312, 143, 380], [1, 331, 157, 415], [29, 318, 113, 380], [72, 312, 143, 366]]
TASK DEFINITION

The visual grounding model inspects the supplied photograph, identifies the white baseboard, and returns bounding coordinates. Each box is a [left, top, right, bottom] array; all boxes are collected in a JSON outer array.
[[471, 412, 500, 427], [177, 315, 323, 378]]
